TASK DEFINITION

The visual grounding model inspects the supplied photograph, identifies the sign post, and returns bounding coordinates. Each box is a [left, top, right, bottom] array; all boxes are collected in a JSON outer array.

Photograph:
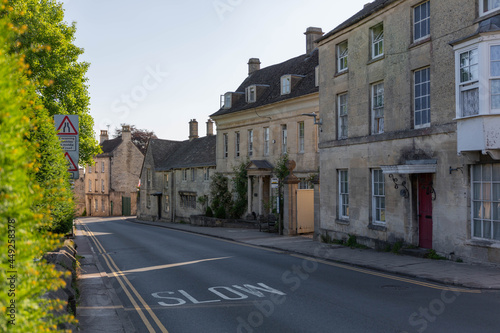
[[54, 115, 79, 179]]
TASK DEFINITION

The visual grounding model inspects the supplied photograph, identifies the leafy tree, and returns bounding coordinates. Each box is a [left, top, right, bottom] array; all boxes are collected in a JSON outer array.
[[209, 173, 233, 219], [0, 15, 76, 332], [113, 124, 158, 155], [4, 0, 100, 166], [230, 160, 248, 218]]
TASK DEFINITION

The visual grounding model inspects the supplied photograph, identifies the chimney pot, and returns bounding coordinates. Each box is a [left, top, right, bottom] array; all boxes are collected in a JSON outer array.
[[206, 119, 214, 136], [189, 119, 199, 141], [304, 27, 323, 54], [100, 130, 109, 144], [248, 58, 261, 75]]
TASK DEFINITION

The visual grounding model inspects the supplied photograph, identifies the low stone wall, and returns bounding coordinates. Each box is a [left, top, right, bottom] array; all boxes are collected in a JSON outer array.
[[43, 239, 77, 331], [190, 215, 259, 229]]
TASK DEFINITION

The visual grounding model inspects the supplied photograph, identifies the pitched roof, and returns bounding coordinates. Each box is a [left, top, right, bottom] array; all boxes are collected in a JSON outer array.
[[149, 136, 217, 171], [97, 137, 122, 157], [148, 139, 183, 171], [210, 49, 319, 118], [318, 0, 398, 43]]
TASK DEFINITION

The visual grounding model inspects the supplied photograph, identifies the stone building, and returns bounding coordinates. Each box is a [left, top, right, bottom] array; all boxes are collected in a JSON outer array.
[[72, 167, 86, 216], [210, 27, 323, 221], [84, 125, 144, 216], [137, 120, 216, 222], [316, 0, 500, 264]]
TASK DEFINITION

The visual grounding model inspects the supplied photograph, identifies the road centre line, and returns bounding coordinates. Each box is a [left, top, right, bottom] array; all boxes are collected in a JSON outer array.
[[290, 254, 481, 294], [80, 222, 169, 333]]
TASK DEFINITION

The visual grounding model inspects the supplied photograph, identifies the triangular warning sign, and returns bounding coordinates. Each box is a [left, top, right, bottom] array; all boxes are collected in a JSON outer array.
[[64, 152, 78, 172], [57, 116, 78, 135]]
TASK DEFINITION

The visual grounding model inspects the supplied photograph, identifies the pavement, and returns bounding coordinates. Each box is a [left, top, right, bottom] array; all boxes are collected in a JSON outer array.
[[74, 217, 500, 332]]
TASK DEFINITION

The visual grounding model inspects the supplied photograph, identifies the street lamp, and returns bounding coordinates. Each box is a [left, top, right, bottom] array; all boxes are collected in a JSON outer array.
[[301, 113, 322, 125]]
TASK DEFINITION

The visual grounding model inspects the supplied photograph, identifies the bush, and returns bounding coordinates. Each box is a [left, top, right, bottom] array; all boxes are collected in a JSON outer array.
[[205, 206, 213, 217], [215, 206, 226, 219], [0, 16, 76, 332]]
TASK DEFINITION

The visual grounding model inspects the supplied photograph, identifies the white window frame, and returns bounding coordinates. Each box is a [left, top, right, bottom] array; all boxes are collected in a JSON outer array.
[[371, 23, 384, 59], [223, 133, 228, 158], [224, 92, 232, 109], [204, 168, 210, 181], [281, 124, 287, 154], [457, 47, 479, 117], [298, 122, 305, 153], [339, 170, 349, 220], [372, 169, 386, 224], [264, 127, 270, 156], [414, 67, 431, 128], [337, 40, 348, 72], [235, 132, 240, 157], [101, 161, 105, 173], [164, 195, 170, 213], [88, 179, 92, 192], [371, 82, 384, 134], [101, 179, 105, 193], [338, 93, 348, 139], [413, 1, 430, 42], [95, 199, 98, 212], [182, 169, 188, 181], [480, 0, 500, 16], [281, 75, 291, 95], [471, 164, 500, 241], [248, 129, 253, 157], [88, 165, 92, 173], [246, 85, 256, 103]]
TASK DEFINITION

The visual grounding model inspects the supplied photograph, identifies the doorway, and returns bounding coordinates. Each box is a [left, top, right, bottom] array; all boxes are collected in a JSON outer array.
[[418, 174, 433, 249]]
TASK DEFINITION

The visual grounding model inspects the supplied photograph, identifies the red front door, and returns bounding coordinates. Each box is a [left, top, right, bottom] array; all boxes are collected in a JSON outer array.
[[418, 174, 433, 249]]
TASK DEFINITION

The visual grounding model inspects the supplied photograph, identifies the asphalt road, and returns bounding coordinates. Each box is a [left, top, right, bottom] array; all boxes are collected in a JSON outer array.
[[81, 217, 500, 333]]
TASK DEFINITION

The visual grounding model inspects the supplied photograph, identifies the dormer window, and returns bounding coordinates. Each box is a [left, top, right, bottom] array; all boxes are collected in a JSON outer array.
[[246, 85, 256, 103], [281, 75, 291, 95], [481, 0, 500, 16], [224, 92, 232, 109]]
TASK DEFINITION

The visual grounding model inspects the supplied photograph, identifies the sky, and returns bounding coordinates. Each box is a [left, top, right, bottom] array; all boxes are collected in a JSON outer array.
[[61, 0, 370, 141]]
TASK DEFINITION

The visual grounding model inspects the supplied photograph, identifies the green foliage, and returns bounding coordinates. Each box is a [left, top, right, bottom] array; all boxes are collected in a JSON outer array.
[[230, 160, 248, 219], [424, 249, 447, 260], [346, 234, 357, 247], [209, 172, 233, 219], [205, 206, 213, 217], [391, 240, 403, 254], [0, 15, 76, 332], [215, 205, 226, 219], [4, 0, 100, 166]]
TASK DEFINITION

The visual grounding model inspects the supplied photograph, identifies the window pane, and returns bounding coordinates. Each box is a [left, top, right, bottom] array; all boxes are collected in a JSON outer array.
[[493, 164, 500, 181], [484, 220, 492, 238], [461, 88, 479, 116], [494, 222, 500, 240], [483, 165, 492, 181], [473, 219, 482, 237], [473, 201, 482, 219], [493, 184, 500, 202]]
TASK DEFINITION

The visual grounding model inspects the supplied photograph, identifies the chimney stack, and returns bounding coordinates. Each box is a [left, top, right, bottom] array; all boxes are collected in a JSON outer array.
[[248, 58, 261, 75], [189, 119, 199, 141], [304, 27, 323, 54], [100, 130, 109, 144], [121, 125, 131, 142], [206, 119, 214, 136]]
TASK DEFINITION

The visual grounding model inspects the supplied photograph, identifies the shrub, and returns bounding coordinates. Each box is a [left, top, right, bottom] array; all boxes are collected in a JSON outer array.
[[215, 206, 226, 219], [205, 206, 213, 217]]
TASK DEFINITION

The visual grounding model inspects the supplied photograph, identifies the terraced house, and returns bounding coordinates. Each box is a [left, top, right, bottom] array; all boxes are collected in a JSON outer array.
[[138, 120, 216, 222], [210, 28, 323, 228], [316, 0, 500, 264]]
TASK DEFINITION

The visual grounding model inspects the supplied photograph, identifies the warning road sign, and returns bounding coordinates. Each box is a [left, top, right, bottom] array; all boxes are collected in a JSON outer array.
[[56, 115, 78, 135], [65, 152, 78, 172], [54, 115, 79, 179]]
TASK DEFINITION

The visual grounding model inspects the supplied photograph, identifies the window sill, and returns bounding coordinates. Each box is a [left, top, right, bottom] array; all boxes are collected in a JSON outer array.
[[334, 69, 348, 78], [367, 55, 385, 66], [475, 9, 500, 23], [336, 219, 349, 225], [409, 36, 431, 49], [368, 223, 387, 232], [466, 239, 500, 249]]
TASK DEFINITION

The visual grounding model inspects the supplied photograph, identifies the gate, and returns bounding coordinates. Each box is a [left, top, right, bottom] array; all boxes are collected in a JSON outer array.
[[122, 196, 131, 216], [296, 189, 314, 234]]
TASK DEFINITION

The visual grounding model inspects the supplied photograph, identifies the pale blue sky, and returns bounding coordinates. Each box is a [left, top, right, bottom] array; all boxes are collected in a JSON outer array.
[[61, 0, 370, 141]]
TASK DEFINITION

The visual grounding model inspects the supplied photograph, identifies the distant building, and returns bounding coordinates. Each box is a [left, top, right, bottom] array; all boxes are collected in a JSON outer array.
[[84, 125, 144, 216], [316, 0, 500, 264], [138, 120, 216, 222], [72, 167, 86, 216], [210, 27, 322, 220]]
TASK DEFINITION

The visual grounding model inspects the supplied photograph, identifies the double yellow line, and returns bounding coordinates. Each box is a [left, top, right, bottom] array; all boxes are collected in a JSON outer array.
[[80, 221, 169, 333]]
